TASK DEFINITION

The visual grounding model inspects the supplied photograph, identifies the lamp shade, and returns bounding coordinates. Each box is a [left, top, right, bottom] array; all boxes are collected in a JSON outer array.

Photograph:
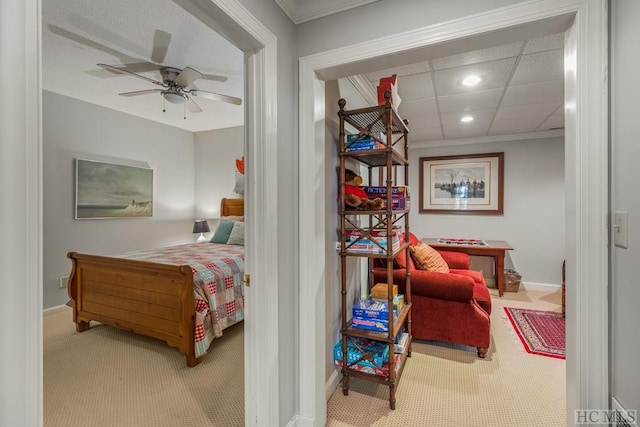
[[192, 220, 210, 234]]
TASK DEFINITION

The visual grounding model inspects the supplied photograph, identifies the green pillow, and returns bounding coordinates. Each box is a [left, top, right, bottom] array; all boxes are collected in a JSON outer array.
[[210, 220, 235, 243]]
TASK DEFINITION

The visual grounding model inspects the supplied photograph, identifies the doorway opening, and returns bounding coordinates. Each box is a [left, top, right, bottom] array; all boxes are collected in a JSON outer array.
[[299, 3, 607, 425]]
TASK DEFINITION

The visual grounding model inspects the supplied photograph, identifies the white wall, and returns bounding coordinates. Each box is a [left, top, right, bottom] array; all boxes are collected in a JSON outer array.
[[194, 126, 244, 221], [409, 138, 565, 287], [610, 0, 640, 415], [43, 91, 197, 309], [297, 0, 529, 58]]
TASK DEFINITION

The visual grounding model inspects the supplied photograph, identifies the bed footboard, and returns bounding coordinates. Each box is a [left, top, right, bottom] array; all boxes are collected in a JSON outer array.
[[67, 252, 200, 367]]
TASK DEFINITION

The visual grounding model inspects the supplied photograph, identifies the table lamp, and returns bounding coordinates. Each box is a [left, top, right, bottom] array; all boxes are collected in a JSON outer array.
[[192, 220, 210, 242]]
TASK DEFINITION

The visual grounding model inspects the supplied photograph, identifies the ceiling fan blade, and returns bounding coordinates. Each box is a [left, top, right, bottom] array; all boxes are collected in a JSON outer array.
[[175, 67, 203, 87], [97, 63, 165, 87], [150, 30, 172, 64], [199, 73, 229, 83], [185, 97, 203, 113], [48, 25, 143, 65], [119, 89, 163, 97], [191, 89, 242, 105], [115, 62, 163, 74]]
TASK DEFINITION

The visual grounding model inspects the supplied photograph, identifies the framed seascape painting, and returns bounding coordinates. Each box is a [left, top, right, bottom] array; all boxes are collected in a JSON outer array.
[[419, 152, 504, 215], [75, 158, 153, 219]]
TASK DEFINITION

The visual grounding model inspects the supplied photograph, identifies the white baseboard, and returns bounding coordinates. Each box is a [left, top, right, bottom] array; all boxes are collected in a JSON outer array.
[[521, 281, 562, 292], [326, 368, 340, 401], [285, 414, 299, 427], [286, 373, 339, 427], [43, 304, 69, 314]]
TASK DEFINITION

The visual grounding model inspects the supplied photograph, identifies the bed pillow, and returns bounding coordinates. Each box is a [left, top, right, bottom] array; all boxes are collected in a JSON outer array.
[[226, 221, 245, 246], [210, 220, 235, 243], [221, 215, 244, 222], [410, 242, 450, 273]]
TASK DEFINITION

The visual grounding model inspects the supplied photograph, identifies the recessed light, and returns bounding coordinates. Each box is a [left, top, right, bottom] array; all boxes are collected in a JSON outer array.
[[460, 115, 474, 123], [462, 75, 482, 86]]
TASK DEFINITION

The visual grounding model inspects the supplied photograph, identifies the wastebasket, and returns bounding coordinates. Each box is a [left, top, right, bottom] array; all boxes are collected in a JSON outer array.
[[504, 269, 521, 292]]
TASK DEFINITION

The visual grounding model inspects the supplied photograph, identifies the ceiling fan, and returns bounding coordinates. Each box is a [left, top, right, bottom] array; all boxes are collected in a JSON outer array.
[[98, 63, 242, 116], [45, 25, 240, 116]]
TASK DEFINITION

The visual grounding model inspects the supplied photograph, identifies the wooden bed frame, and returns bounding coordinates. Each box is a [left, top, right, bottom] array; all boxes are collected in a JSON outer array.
[[67, 198, 244, 367]]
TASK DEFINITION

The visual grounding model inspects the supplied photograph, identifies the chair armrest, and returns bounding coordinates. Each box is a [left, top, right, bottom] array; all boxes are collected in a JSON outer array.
[[439, 250, 470, 270], [410, 270, 474, 302], [372, 268, 474, 303]]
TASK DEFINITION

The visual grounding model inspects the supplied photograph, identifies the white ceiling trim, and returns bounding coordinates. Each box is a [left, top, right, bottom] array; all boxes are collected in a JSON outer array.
[[345, 75, 377, 105], [409, 128, 564, 149], [274, 0, 380, 24]]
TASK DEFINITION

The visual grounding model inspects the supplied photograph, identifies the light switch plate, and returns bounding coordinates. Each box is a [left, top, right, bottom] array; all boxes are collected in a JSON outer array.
[[59, 275, 69, 288], [614, 211, 629, 249]]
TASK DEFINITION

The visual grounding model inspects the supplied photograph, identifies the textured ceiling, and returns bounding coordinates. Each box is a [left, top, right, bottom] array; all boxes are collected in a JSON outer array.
[[43, 0, 565, 142], [358, 33, 565, 144], [42, 0, 245, 133]]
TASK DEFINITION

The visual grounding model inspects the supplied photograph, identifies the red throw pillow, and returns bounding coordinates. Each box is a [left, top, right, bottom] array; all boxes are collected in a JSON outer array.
[[410, 242, 450, 273]]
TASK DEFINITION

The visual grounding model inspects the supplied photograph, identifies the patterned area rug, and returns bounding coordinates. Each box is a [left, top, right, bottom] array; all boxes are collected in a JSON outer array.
[[503, 307, 565, 359]]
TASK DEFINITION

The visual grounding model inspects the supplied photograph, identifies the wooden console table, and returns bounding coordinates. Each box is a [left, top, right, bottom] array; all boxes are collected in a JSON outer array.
[[422, 238, 514, 297]]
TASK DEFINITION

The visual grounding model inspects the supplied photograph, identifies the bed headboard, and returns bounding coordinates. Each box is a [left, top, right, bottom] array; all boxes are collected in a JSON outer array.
[[220, 198, 244, 217]]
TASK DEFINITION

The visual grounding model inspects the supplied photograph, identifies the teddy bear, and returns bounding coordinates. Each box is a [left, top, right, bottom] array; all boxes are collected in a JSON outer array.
[[344, 169, 384, 210]]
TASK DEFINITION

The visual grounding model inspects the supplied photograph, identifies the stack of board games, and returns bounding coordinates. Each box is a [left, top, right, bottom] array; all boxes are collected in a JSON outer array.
[[351, 294, 404, 332]]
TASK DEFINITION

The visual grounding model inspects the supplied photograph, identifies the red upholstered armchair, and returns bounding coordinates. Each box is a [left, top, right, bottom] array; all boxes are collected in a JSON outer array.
[[373, 233, 492, 358]]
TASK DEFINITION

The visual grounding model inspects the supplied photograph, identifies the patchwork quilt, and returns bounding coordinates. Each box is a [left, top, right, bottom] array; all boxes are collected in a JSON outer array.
[[117, 243, 245, 357]]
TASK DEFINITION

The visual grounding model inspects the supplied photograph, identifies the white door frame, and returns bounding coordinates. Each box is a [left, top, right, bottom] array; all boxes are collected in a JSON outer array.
[[298, 0, 608, 425], [5, 0, 280, 425], [217, 1, 281, 425]]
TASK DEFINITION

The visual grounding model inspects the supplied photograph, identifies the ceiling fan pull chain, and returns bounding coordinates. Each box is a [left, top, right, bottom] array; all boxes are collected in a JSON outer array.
[[163, 96, 166, 113], [184, 103, 186, 120]]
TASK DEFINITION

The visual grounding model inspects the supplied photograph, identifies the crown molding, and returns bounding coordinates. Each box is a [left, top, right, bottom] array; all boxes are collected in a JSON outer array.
[[274, 0, 380, 24], [409, 129, 565, 149], [346, 75, 377, 105]]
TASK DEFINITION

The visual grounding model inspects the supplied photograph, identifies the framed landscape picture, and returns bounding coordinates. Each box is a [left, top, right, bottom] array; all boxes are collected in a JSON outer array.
[[75, 158, 153, 219], [419, 152, 503, 215]]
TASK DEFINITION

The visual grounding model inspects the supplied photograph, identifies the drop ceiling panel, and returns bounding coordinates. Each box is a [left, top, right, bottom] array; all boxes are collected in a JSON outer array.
[[437, 88, 503, 114], [537, 113, 565, 131], [489, 115, 550, 135], [434, 58, 517, 96], [493, 102, 562, 121], [510, 49, 564, 85], [348, 29, 566, 143], [396, 73, 435, 101], [440, 109, 494, 128], [398, 98, 440, 129], [431, 42, 523, 70], [444, 120, 492, 140], [501, 80, 564, 106], [410, 127, 444, 142], [523, 33, 564, 54]]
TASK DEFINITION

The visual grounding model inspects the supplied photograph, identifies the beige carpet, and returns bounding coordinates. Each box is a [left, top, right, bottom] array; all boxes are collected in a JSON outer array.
[[44, 288, 564, 427], [326, 288, 566, 427], [43, 307, 244, 427]]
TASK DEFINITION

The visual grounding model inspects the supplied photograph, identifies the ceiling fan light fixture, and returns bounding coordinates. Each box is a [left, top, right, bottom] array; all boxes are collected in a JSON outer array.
[[462, 75, 482, 87], [460, 115, 474, 123], [163, 91, 187, 104]]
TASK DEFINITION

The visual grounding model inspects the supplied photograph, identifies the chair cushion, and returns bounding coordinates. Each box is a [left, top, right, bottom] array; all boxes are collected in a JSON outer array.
[[410, 242, 450, 273]]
